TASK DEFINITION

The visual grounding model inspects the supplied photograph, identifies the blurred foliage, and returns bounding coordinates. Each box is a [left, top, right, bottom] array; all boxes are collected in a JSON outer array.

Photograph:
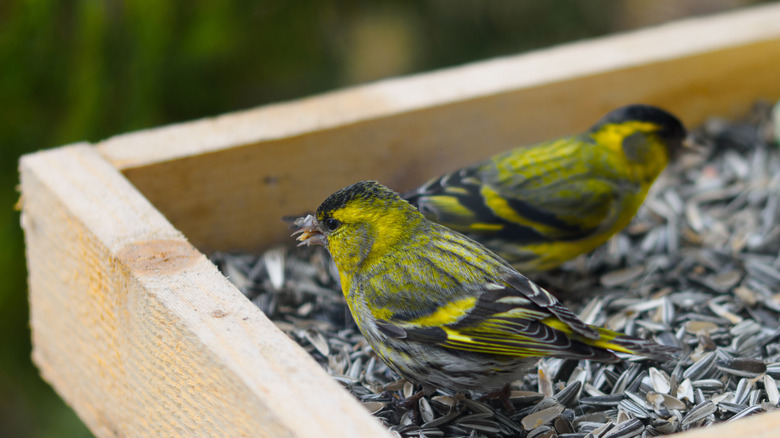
[[0, 0, 769, 436]]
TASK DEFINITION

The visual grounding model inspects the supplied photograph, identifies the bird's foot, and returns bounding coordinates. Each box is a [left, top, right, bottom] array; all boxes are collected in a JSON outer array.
[[479, 384, 515, 414]]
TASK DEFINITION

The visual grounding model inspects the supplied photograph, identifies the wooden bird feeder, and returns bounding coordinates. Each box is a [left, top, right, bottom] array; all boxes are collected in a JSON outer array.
[[20, 4, 780, 437]]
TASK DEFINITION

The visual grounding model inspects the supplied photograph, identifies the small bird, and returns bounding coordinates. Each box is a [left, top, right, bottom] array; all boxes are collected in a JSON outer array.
[[403, 104, 687, 271], [294, 181, 675, 398]]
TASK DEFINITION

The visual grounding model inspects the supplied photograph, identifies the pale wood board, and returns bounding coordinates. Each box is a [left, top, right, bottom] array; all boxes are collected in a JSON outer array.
[[95, 2, 780, 254], [20, 145, 391, 438], [678, 410, 780, 438]]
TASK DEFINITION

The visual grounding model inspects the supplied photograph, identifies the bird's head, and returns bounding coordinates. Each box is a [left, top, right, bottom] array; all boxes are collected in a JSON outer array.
[[590, 104, 688, 162], [294, 181, 423, 274]]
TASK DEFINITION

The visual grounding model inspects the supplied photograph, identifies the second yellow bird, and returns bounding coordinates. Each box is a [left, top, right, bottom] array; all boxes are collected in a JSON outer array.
[[403, 104, 687, 271]]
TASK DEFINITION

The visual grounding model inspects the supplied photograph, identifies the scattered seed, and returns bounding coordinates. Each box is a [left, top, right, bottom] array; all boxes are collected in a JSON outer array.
[[685, 320, 719, 335], [601, 266, 645, 287], [681, 400, 716, 427], [725, 405, 763, 423], [647, 391, 686, 411], [521, 405, 565, 430], [602, 418, 644, 438], [649, 367, 671, 394], [555, 381, 582, 407], [683, 352, 717, 381], [527, 425, 556, 438], [677, 378, 694, 404], [716, 358, 767, 378], [764, 375, 779, 406]]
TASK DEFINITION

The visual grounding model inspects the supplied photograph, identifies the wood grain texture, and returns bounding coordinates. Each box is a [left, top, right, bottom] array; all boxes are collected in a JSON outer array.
[[20, 145, 390, 438], [95, 3, 780, 254]]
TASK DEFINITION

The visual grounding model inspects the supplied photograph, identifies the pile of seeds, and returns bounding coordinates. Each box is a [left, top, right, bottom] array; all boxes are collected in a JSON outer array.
[[211, 102, 780, 438]]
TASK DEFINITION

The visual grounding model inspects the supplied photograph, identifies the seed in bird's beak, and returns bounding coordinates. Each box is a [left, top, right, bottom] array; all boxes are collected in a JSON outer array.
[[682, 134, 701, 149], [292, 215, 326, 246]]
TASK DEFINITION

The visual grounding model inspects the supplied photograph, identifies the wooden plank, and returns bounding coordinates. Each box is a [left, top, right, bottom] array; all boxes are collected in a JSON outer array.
[[676, 410, 780, 438], [95, 3, 780, 254], [20, 145, 391, 438]]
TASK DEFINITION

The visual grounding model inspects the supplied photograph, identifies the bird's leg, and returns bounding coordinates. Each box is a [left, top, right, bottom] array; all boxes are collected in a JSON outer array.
[[479, 384, 515, 414], [397, 389, 426, 410]]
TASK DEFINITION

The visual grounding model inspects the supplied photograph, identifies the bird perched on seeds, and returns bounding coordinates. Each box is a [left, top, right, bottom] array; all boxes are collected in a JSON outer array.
[[403, 104, 687, 271], [294, 181, 675, 396]]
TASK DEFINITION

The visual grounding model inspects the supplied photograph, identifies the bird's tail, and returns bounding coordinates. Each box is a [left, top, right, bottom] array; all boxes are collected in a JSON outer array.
[[585, 326, 679, 362]]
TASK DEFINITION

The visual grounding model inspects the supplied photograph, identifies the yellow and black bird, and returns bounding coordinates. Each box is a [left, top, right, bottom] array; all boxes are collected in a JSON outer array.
[[294, 181, 675, 397], [403, 104, 687, 271]]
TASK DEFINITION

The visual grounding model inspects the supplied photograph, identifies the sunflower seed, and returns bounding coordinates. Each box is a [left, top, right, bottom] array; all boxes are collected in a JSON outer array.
[[709, 392, 734, 405], [765, 374, 780, 406], [579, 298, 604, 325], [263, 248, 286, 290], [685, 320, 719, 335], [302, 328, 330, 357], [538, 363, 554, 397], [745, 259, 780, 287], [683, 351, 717, 381], [527, 425, 556, 438], [617, 399, 649, 419], [650, 418, 677, 435], [510, 391, 545, 404], [647, 392, 686, 411], [363, 401, 385, 413], [521, 405, 565, 430], [399, 409, 415, 426], [613, 364, 642, 394], [580, 394, 623, 407], [681, 400, 716, 427], [734, 286, 758, 306], [601, 266, 645, 287], [716, 358, 766, 378], [708, 299, 743, 324], [725, 405, 763, 423], [406, 427, 445, 437], [421, 409, 460, 429], [677, 378, 694, 403], [555, 381, 582, 407], [730, 320, 762, 337], [418, 396, 435, 424], [734, 378, 755, 405], [589, 421, 616, 437], [460, 419, 502, 433], [554, 414, 575, 434], [403, 381, 414, 399], [648, 368, 671, 394], [602, 418, 643, 438], [460, 399, 493, 414]]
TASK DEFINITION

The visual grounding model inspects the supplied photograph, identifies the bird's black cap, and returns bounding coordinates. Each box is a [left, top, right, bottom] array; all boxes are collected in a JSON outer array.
[[591, 104, 687, 149], [316, 180, 400, 219]]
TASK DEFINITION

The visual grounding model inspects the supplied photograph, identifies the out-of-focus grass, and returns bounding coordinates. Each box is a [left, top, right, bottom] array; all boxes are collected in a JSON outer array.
[[0, 1, 764, 436]]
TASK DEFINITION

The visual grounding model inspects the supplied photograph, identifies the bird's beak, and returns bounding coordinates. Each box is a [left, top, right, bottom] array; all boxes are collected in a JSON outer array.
[[292, 214, 326, 246], [682, 134, 696, 149], [672, 133, 702, 158]]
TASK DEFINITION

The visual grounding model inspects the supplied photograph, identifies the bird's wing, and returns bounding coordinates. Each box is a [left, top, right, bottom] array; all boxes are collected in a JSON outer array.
[[405, 136, 639, 241], [376, 272, 619, 360], [404, 165, 495, 233]]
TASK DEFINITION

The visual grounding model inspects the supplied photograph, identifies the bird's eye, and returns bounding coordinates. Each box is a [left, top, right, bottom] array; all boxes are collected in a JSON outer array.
[[324, 218, 341, 231]]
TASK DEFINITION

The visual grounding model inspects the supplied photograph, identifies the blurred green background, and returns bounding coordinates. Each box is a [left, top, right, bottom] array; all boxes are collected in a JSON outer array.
[[0, 1, 771, 436]]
